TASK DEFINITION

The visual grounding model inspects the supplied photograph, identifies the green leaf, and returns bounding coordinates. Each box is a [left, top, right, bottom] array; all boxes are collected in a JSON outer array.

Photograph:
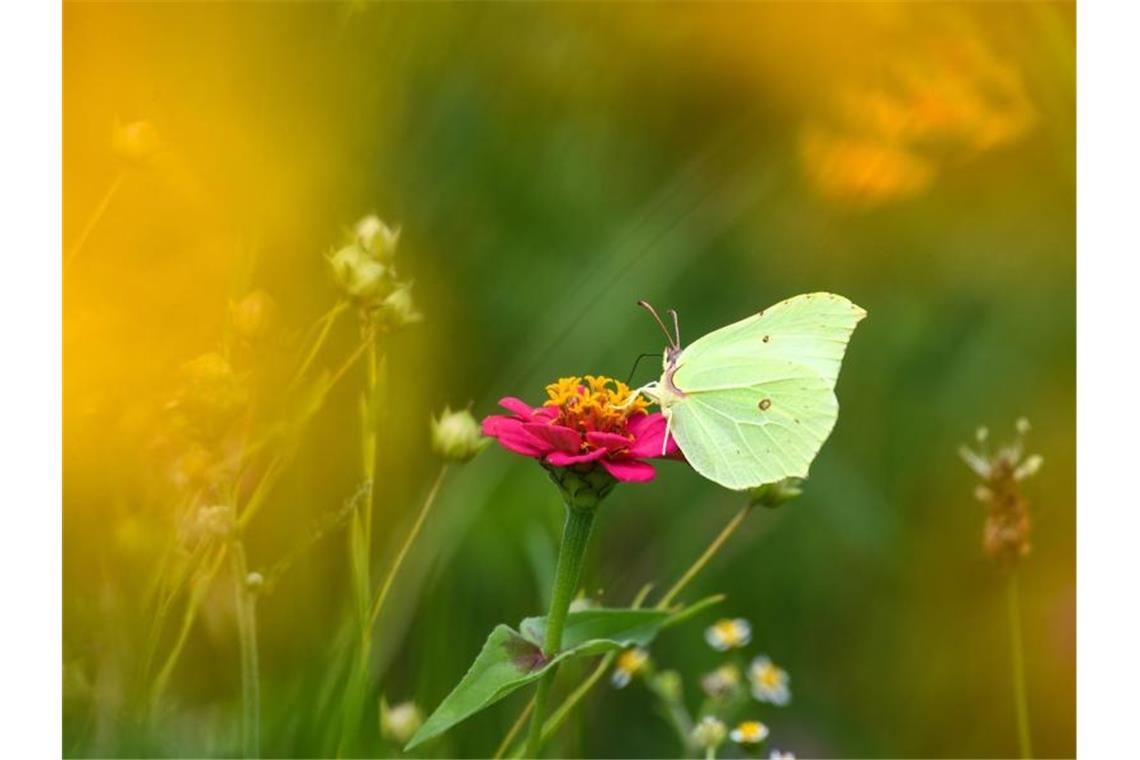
[[405, 608, 671, 750]]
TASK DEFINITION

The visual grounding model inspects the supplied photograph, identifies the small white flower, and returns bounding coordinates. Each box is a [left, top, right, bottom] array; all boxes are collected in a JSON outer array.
[[701, 663, 741, 699], [730, 720, 769, 745], [749, 655, 791, 706], [611, 647, 649, 689], [691, 716, 727, 750], [769, 751, 796, 760], [705, 618, 752, 651]]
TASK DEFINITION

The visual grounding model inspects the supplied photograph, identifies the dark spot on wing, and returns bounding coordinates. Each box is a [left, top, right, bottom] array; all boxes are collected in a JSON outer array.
[[762, 335, 770, 343], [758, 398, 772, 411]]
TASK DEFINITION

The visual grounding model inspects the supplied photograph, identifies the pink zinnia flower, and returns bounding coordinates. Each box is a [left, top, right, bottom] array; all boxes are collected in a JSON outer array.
[[482, 375, 682, 483]]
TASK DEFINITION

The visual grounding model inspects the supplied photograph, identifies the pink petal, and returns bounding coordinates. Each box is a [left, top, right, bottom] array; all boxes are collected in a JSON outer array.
[[546, 448, 607, 466], [498, 397, 536, 418], [600, 457, 657, 482], [585, 431, 632, 452], [627, 413, 679, 458], [482, 416, 547, 457], [522, 423, 582, 453], [533, 406, 559, 422]]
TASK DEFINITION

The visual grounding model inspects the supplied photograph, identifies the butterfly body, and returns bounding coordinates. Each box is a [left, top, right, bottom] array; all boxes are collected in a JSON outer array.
[[641, 293, 865, 491]]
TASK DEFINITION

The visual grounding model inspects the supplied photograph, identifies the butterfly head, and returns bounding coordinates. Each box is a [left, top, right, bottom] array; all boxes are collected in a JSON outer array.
[[637, 300, 682, 364]]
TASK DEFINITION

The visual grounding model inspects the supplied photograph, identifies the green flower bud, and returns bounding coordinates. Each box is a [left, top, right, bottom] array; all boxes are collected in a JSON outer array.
[[652, 670, 684, 703], [691, 716, 727, 751], [329, 243, 391, 304], [379, 697, 422, 745], [748, 477, 804, 509], [229, 290, 278, 343], [379, 283, 423, 328], [355, 215, 401, 261], [431, 407, 490, 463]]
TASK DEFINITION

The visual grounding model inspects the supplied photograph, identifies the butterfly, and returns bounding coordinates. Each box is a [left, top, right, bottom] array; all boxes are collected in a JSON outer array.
[[635, 294, 865, 490]]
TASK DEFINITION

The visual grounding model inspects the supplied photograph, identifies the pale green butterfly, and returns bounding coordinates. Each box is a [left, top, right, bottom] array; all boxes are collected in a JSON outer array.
[[635, 293, 866, 490]]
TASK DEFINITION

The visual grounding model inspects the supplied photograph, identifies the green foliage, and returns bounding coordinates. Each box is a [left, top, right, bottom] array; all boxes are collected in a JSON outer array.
[[407, 608, 671, 749]]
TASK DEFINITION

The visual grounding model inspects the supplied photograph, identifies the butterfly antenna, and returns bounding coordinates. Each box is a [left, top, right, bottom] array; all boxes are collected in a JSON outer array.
[[668, 309, 680, 347], [625, 352, 663, 385], [637, 300, 678, 349]]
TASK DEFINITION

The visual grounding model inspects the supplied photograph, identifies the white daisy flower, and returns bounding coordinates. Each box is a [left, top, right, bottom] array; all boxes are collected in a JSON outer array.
[[749, 655, 791, 706], [730, 720, 770, 745], [769, 751, 795, 760], [705, 618, 752, 651], [701, 663, 742, 699], [610, 647, 649, 689]]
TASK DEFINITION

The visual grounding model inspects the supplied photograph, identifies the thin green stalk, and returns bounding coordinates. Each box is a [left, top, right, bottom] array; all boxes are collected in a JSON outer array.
[[524, 507, 597, 758], [339, 332, 383, 755], [149, 545, 226, 710], [64, 171, 125, 271], [368, 465, 449, 629], [231, 541, 261, 759], [656, 504, 751, 609], [290, 300, 349, 387], [1007, 570, 1033, 758], [705, 747, 716, 760], [493, 697, 534, 759]]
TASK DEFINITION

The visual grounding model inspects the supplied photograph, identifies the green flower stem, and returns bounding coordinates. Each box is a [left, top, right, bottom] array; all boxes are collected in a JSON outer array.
[[524, 506, 597, 758], [502, 586, 653, 758], [1007, 569, 1033, 758], [290, 300, 349, 387], [368, 465, 449, 631], [339, 332, 384, 756], [230, 540, 261, 759], [656, 503, 751, 609]]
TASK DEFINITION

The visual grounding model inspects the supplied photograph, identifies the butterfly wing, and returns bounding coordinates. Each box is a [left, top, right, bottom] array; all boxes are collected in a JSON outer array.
[[664, 293, 865, 490]]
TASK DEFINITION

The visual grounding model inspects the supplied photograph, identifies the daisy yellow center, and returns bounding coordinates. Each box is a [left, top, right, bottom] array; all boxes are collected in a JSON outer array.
[[735, 721, 766, 742], [755, 664, 781, 688], [616, 648, 648, 674], [544, 375, 648, 434], [713, 620, 746, 646]]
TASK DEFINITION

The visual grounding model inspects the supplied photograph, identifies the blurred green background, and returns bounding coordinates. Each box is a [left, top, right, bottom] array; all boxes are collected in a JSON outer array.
[[64, 2, 1074, 757]]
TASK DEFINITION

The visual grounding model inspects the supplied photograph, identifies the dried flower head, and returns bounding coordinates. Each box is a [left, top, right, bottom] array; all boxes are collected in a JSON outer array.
[[170, 353, 248, 442], [705, 618, 752, 651], [749, 656, 791, 706], [959, 418, 1042, 562], [730, 720, 770, 745]]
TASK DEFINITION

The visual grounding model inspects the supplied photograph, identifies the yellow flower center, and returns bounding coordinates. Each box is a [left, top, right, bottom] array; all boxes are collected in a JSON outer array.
[[735, 721, 767, 742], [755, 664, 781, 688], [544, 375, 648, 434], [616, 647, 648, 675], [713, 620, 745, 646]]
